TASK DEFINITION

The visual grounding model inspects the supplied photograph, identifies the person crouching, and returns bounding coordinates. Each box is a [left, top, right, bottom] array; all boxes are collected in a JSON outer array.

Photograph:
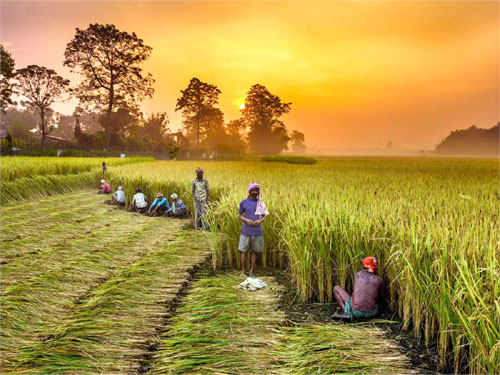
[[131, 188, 148, 213], [111, 186, 125, 207], [333, 256, 383, 320], [148, 193, 170, 217], [167, 193, 187, 218], [100, 179, 111, 194]]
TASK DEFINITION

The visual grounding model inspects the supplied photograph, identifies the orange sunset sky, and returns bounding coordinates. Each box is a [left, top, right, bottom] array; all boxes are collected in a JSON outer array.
[[1, 1, 498, 153]]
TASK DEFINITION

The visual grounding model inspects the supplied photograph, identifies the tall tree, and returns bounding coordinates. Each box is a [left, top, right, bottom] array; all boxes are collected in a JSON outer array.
[[241, 84, 292, 154], [176, 77, 222, 150], [1, 45, 16, 113], [16, 65, 70, 146], [64, 23, 154, 148], [290, 130, 306, 154]]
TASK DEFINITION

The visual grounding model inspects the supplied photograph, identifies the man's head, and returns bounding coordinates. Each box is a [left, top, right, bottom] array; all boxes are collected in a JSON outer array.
[[100, 179, 106, 185], [156, 193, 163, 199], [196, 167, 203, 179], [170, 193, 178, 201], [136, 188, 142, 193], [118, 186, 123, 191], [248, 182, 260, 199], [362, 256, 378, 273]]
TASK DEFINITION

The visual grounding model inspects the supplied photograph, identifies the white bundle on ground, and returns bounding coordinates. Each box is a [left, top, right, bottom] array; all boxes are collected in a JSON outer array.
[[238, 277, 268, 291]]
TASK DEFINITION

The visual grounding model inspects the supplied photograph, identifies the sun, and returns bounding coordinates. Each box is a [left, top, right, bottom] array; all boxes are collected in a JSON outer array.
[[239, 103, 245, 110]]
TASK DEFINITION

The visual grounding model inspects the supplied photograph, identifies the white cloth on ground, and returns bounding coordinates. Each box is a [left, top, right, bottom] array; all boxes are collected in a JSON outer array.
[[237, 277, 268, 291]]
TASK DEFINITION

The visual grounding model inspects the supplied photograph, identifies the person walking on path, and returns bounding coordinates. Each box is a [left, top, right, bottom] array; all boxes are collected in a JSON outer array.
[[167, 193, 187, 218], [131, 188, 148, 213], [100, 179, 111, 194], [102, 161, 107, 179], [333, 256, 383, 320], [111, 186, 125, 206], [238, 182, 268, 277], [192, 168, 209, 229], [148, 193, 170, 217]]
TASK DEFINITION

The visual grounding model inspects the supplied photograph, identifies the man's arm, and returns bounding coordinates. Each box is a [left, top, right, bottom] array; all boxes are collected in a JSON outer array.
[[192, 181, 196, 198], [253, 214, 267, 225], [238, 213, 254, 226], [205, 180, 210, 202]]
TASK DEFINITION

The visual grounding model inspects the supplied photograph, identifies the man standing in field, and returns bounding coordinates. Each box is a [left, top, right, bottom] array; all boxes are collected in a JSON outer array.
[[192, 168, 209, 230], [333, 257, 383, 320], [238, 182, 268, 277]]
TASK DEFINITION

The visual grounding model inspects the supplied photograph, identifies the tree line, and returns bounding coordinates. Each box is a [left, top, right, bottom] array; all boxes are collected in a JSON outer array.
[[0, 24, 306, 156]]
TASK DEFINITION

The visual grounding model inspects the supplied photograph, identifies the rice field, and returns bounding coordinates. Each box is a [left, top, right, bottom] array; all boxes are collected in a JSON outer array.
[[0, 157, 152, 204], [1, 192, 211, 373], [149, 273, 414, 374], [1, 156, 498, 374], [106, 157, 499, 374]]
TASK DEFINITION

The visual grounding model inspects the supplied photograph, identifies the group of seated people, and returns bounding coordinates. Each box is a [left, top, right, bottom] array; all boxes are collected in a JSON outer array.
[[100, 179, 187, 218]]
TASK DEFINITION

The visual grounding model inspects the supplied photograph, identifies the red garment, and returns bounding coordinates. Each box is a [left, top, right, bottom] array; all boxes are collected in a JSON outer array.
[[362, 256, 378, 272], [102, 183, 112, 194]]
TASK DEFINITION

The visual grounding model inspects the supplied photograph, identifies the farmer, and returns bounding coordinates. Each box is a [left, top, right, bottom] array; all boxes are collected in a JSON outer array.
[[102, 161, 107, 179], [100, 179, 111, 194], [148, 193, 170, 217], [192, 167, 209, 229], [238, 182, 268, 277], [332, 256, 383, 320], [111, 186, 125, 207], [167, 193, 187, 218], [131, 188, 148, 213]]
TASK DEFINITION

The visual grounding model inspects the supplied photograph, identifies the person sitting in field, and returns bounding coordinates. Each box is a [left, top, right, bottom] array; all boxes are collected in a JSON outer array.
[[332, 257, 383, 320], [167, 193, 187, 218], [111, 186, 125, 207], [131, 188, 148, 213], [100, 179, 112, 194], [148, 193, 170, 217]]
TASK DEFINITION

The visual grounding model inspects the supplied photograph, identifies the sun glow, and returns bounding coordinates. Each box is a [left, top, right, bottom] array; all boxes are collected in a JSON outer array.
[[239, 103, 245, 110]]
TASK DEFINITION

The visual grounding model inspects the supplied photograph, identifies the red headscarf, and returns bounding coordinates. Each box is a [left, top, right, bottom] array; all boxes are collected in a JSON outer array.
[[196, 167, 203, 174], [362, 256, 378, 272]]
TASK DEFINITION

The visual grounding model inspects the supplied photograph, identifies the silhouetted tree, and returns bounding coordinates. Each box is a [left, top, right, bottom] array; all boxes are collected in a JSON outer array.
[[176, 78, 222, 151], [16, 65, 70, 146], [242, 84, 292, 154], [435, 123, 499, 156], [291, 130, 306, 154], [64, 23, 154, 148], [99, 108, 136, 147], [140, 112, 169, 143], [1, 45, 16, 113]]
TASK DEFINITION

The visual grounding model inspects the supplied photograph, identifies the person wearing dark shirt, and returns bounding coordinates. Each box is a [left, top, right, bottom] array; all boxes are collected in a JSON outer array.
[[238, 182, 269, 277], [333, 257, 383, 319], [148, 193, 170, 217]]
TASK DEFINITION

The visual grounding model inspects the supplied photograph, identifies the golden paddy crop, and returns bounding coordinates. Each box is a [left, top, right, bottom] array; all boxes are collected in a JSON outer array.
[[108, 157, 499, 374]]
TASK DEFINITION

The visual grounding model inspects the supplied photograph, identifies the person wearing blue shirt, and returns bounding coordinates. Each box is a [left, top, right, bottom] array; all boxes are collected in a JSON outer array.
[[148, 193, 170, 217], [167, 193, 187, 218]]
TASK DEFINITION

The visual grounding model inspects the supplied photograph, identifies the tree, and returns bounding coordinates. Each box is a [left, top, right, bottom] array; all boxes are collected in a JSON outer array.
[[291, 130, 306, 154], [176, 77, 222, 151], [16, 65, 70, 146], [64, 23, 154, 148], [140, 112, 169, 143], [241, 84, 292, 154], [1, 45, 16, 113]]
